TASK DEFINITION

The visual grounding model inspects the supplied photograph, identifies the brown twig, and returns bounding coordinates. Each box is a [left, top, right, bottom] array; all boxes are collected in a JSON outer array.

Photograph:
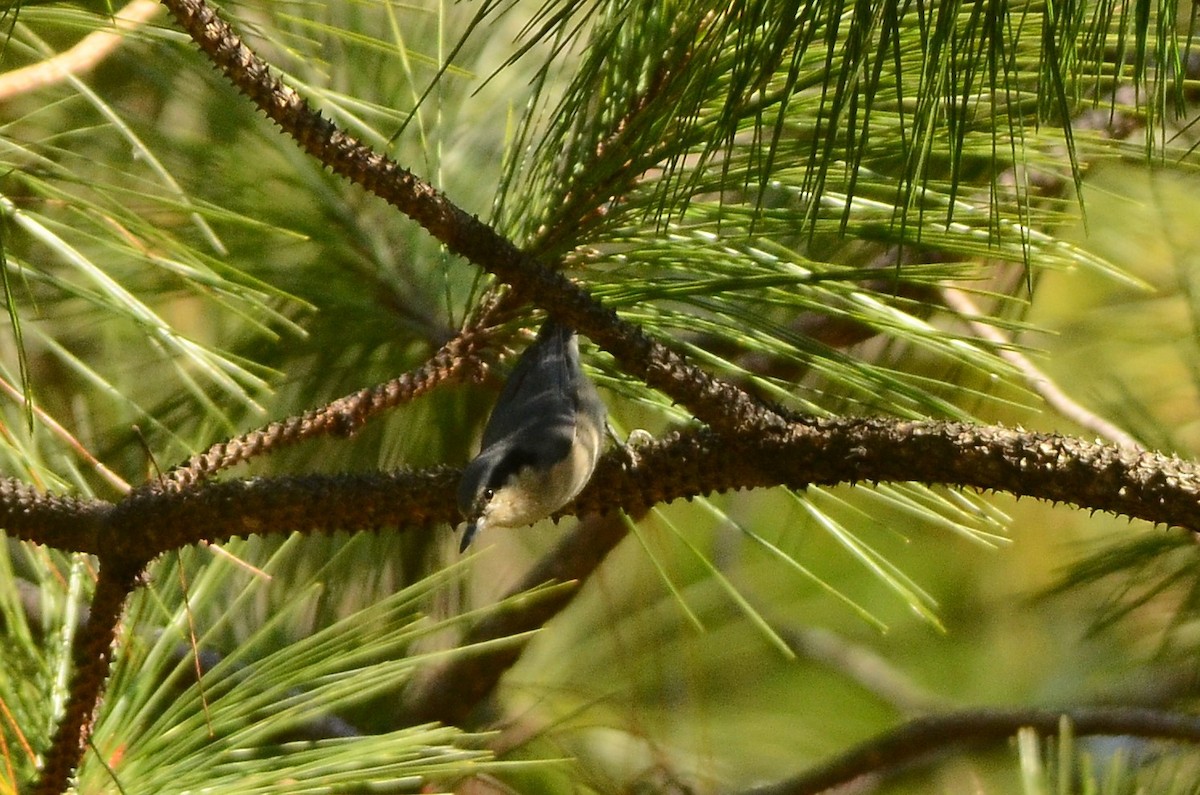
[[0, 375, 130, 494], [738, 707, 1200, 795], [156, 331, 487, 491], [940, 286, 1143, 451], [0, 0, 162, 101]]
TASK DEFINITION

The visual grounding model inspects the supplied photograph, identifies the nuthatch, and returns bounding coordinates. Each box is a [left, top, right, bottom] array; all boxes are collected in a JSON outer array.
[[457, 319, 607, 551]]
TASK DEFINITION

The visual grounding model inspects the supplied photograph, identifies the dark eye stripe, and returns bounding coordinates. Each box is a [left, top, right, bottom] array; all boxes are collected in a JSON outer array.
[[486, 447, 538, 488]]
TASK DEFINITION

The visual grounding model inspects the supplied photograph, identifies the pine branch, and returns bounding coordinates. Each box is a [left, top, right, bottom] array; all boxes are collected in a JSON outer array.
[[8, 420, 1200, 562], [407, 419, 1200, 725], [10, 2, 1199, 791], [8, 419, 1198, 560], [158, 330, 488, 491], [156, 0, 787, 438], [34, 560, 142, 795], [20, 410, 1200, 784], [739, 707, 1200, 795], [0, 479, 106, 553]]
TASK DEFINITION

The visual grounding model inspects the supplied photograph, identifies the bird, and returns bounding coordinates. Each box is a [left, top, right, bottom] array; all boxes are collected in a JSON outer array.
[[456, 319, 607, 552]]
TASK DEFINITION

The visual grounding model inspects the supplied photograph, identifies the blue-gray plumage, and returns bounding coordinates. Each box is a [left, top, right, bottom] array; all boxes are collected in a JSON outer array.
[[457, 319, 607, 551]]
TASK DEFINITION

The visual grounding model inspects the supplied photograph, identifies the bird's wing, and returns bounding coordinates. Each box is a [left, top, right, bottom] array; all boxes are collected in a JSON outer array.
[[479, 320, 579, 456]]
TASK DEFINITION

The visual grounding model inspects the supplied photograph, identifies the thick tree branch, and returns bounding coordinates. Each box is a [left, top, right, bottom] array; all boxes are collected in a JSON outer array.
[[0, 479, 106, 553], [739, 707, 1200, 795], [34, 560, 142, 795], [120, 468, 460, 556], [8, 420, 1200, 561], [574, 420, 1200, 532]]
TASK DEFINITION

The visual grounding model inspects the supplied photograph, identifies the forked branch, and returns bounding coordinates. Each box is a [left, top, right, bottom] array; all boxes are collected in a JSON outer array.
[[13, 0, 1200, 791], [158, 0, 785, 438]]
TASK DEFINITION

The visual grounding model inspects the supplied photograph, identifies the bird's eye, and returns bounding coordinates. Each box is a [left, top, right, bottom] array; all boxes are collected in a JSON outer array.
[[483, 488, 495, 501]]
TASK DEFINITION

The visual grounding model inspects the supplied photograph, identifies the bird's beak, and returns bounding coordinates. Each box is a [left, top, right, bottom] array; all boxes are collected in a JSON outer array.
[[459, 519, 481, 553]]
